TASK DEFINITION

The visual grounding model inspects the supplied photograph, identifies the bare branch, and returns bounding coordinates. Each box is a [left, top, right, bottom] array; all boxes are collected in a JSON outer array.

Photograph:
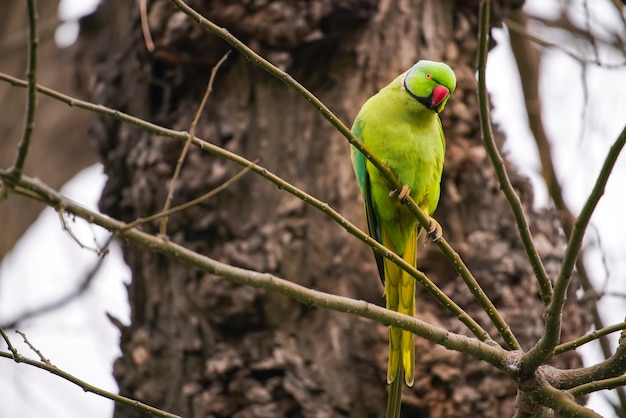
[[0, 327, 18, 359], [553, 340, 626, 390], [0, 237, 111, 330], [569, 375, 626, 398], [531, 385, 601, 418], [9, 0, 39, 180], [507, 9, 574, 234], [159, 50, 230, 236], [15, 330, 51, 365], [57, 210, 105, 253], [138, 0, 155, 52], [555, 321, 626, 355], [526, 10, 626, 65], [126, 159, 255, 231], [0, 332, 181, 418], [504, 17, 626, 68], [477, 0, 553, 309]]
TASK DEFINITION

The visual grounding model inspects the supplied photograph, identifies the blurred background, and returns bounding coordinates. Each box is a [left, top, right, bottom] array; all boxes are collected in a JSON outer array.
[[0, 0, 625, 417]]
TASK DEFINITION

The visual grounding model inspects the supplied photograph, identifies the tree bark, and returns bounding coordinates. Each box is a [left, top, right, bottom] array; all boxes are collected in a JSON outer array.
[[78, 1, 590, 417]]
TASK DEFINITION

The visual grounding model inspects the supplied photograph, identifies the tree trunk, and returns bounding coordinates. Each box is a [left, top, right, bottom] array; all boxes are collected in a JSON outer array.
[[78, 1, 590, 417]]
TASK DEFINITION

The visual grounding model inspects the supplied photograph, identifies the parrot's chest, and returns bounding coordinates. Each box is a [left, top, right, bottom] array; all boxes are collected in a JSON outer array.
[[366, 125, 444, 221], [372, 134, 441, 190]]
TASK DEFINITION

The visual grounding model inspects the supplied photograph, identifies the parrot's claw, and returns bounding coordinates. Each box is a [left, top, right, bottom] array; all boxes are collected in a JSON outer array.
[[427, 217, 443, 242], [389, 184, 411, 201], [398, 185, 411, 201]]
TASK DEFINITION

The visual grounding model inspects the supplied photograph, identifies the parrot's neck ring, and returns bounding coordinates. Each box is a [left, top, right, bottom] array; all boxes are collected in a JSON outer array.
[[403, 73, 435, 110]]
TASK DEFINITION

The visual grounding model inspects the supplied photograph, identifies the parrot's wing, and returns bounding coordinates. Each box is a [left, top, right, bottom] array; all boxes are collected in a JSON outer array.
[[351, 116, 368, 193], [364, 172, 386, 284], [352, 117, 386, 284]]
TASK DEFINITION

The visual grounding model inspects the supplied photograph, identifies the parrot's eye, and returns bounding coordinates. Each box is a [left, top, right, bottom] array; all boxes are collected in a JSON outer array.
[[425, 73, 432, 79]]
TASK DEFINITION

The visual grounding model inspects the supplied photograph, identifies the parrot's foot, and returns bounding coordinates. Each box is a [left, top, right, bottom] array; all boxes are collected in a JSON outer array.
[[427, 217, 443, 242], [389, 184, 411, 201], [398, 184, 411, 201]]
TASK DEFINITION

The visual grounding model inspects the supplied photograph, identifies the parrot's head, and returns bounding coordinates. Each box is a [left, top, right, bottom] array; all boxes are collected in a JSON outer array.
[[402, 60, 456, 113]]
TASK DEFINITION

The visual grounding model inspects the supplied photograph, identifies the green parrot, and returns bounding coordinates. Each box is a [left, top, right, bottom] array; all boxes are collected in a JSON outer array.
[[351, 60, 456, 418]]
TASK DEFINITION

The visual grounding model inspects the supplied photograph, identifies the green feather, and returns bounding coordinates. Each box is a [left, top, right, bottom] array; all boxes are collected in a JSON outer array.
[[351, 60, 456, 417]]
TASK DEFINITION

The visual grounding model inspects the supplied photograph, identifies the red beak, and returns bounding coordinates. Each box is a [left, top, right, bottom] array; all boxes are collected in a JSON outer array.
[[431, 85, 449, 108]]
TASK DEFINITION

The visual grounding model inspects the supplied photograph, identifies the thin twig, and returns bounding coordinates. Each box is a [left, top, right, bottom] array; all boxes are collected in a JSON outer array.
[[0, 327, 19, 359], [555, 322, 626, 355], [507, 9, 574, 235], [160, 50, 231, 236], [569, 375, 626, 398], [0, 72, 491, 343], [477, 0, 553, 307], [138, 0, 155, 52], [0, 238, 111, 330], [524, 10, 626, 67], [15, 330, 51, 365], [504, 17, 626, 69], [57, 210, 103, 253], [127, 159, 255, 230], [10, 0, 39, 180], [0, 350, 181, 418]]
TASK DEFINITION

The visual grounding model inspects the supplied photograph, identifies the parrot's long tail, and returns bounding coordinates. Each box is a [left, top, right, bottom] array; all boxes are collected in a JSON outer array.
[[386, 368, 403, 418], [383, 228, 417, 418]]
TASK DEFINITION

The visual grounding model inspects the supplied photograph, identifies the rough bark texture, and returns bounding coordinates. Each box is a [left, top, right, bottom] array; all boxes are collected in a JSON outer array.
[[78, 1, 590, 417], [0, 0, 96, 260]]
